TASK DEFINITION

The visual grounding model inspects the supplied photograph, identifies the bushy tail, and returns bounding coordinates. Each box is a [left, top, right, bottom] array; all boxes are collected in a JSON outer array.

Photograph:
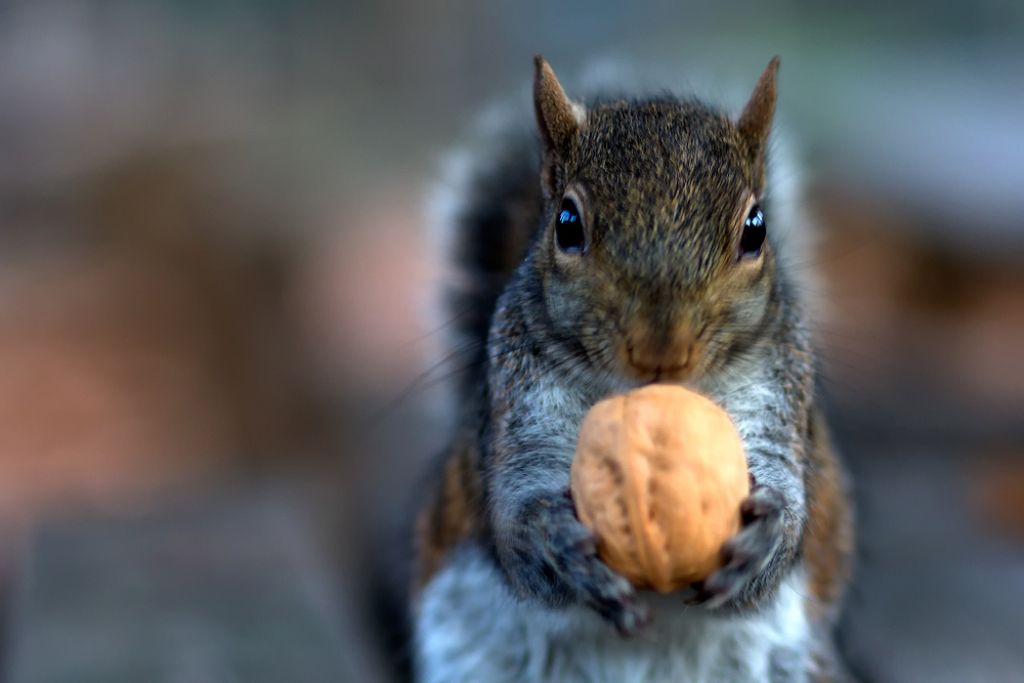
[[429, 126, 544, 400]]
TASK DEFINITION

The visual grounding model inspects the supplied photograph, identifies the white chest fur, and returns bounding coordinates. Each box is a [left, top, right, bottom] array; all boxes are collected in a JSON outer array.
[[414, 545, 810, 683]]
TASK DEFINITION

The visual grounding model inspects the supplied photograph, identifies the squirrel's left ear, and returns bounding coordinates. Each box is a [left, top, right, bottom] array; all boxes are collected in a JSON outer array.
[[736, 56, 780, 174]]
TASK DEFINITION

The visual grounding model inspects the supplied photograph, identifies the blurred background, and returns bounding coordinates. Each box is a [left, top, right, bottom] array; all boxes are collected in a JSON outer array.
[[0, 1, 1021, 681]]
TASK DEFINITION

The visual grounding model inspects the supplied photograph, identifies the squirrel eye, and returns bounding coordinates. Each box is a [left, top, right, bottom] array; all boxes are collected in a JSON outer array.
[[555, 197, 586, 254], [739, 204, 766, 258]]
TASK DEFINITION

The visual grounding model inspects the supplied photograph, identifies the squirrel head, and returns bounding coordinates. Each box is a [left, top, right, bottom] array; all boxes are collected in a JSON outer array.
[[531, 56, 781, 385]]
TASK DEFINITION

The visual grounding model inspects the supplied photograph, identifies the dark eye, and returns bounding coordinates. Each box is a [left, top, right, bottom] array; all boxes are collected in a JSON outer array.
[[739, 204, 766, 258], [555, 197, 586, 254]]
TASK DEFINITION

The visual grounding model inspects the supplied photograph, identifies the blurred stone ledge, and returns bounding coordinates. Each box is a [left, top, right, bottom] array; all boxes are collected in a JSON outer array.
[[4, 487, 386, 683]]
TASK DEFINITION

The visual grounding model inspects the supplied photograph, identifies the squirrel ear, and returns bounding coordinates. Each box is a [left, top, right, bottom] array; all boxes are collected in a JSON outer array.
[[737, 56, 780, 169], [533, 55, 583, 161]]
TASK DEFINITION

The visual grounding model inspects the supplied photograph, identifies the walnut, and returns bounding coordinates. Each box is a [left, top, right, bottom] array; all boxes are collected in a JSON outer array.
[[571, 384, 749, 592]]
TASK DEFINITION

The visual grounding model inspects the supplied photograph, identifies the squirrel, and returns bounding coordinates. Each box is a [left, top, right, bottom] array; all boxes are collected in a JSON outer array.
[[410, 55, 854, 683]]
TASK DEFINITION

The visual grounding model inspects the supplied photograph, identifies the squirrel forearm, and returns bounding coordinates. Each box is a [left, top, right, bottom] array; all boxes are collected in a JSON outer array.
[[484, 347, 582, 556], [480, 304, 649, 629], [700, 317, 815, 607], [483, 292, 588, 529]]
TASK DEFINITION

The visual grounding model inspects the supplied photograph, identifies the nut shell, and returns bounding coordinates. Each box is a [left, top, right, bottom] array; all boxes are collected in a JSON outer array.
[[570, 384, 749, 592]]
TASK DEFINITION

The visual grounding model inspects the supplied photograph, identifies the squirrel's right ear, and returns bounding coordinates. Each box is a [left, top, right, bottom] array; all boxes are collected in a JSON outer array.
[[534, 56, 584, 198]]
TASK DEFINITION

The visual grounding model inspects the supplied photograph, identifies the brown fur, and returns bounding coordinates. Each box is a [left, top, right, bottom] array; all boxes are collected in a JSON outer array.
[[803, 409, 854, 624], [414, 435, 484, 590]]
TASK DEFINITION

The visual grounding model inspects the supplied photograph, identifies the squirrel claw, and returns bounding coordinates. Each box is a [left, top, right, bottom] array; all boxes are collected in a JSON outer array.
[[689, 484, 785, 610], [541, 494, 651, 636], [608, 595, 651, 637], [577, 563, 650, 636]]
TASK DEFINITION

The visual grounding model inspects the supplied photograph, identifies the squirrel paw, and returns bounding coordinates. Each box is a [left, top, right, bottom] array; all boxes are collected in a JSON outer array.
[[509, 493, 650, 636], [551, 523, 650, 636], [689, 484, 785, 610]]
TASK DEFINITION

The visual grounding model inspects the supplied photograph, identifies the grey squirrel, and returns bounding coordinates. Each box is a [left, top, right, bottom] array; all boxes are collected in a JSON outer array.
[[411, 56, 854, 682]]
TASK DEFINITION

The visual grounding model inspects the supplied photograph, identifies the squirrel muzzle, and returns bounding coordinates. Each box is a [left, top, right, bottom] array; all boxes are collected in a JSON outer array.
[[619, 320, 702, 383]]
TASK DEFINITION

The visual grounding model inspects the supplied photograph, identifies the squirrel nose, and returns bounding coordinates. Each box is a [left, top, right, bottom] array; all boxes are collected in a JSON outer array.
[[623, 336, 695, 381]]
